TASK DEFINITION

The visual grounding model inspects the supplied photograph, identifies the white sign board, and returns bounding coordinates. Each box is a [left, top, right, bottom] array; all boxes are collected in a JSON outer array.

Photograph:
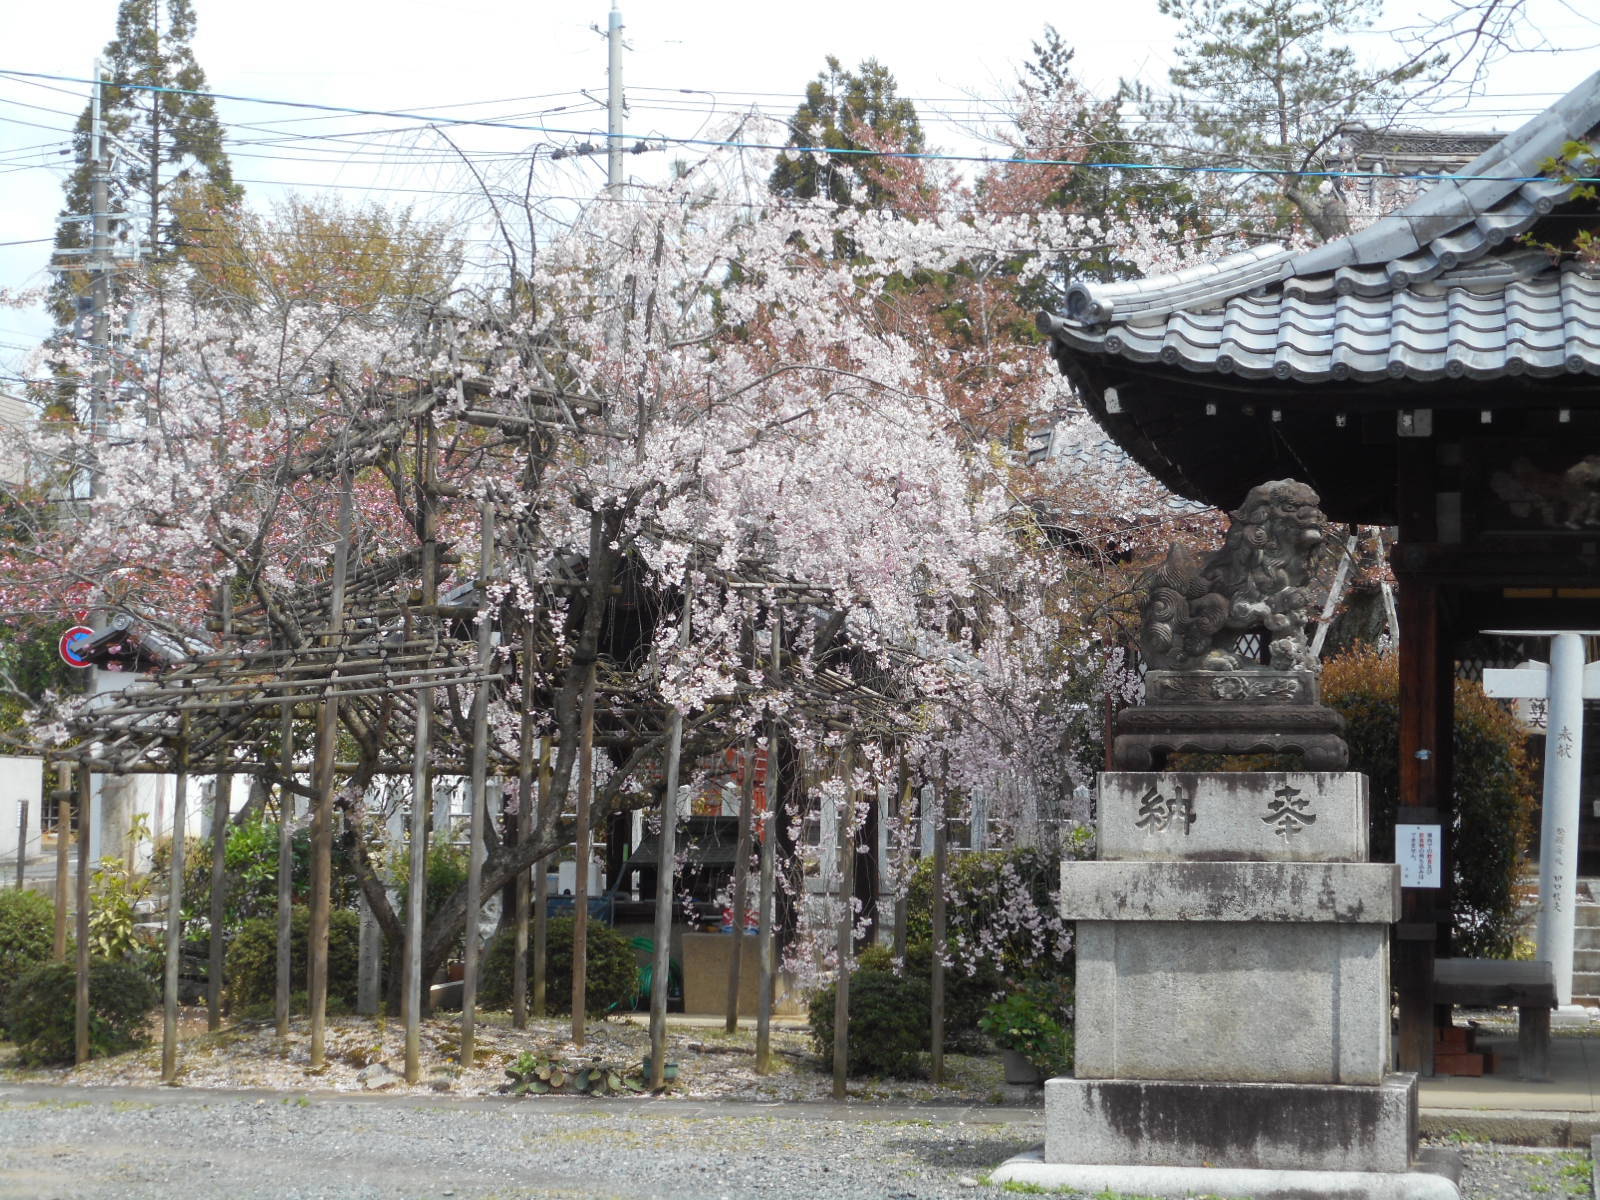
[[1397, 823, 1442, 889]]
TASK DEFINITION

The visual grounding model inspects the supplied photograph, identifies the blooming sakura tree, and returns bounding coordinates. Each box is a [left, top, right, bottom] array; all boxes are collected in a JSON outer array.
[[4, 93, 1209, 999]]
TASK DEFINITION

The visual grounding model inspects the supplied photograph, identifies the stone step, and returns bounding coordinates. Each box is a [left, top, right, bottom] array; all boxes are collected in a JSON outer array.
[[1576, 926, 1600, 951], [1572, 970, 1600, 1000]]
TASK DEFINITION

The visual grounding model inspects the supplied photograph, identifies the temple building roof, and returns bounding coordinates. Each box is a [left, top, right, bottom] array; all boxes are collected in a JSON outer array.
[[1036, 70, 1600, 521]]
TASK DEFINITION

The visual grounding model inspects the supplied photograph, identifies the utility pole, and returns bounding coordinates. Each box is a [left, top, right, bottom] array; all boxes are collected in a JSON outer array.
[[607, 2, 624, 190]]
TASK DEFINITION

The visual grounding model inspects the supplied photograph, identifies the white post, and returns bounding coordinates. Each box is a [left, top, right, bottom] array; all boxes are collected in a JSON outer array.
[[1538, 634, 1586, 1006], [1485, 631, 1600, 1009]]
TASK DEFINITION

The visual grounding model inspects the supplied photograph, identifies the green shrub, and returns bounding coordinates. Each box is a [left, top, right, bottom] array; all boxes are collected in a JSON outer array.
[[808, 967, 932, 1078], [394, 838, 472, 958], [479, 916, 638, 1017], [857, 940, 1002, 1048], [6, 957, 158, 1064], [0, 889, 54, 1031], [979, 977, 1074, 1076], [223, 905, 361, 1010], [1323, 645, 1537, 958]]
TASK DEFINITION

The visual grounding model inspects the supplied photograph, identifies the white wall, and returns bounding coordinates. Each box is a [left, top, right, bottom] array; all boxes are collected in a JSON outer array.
[[0, 755, 45, 866]]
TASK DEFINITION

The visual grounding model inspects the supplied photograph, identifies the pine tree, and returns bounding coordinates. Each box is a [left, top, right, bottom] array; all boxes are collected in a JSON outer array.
[[768, 57, 924, 211], [49, 0, 239, 328], [1155, 0, 1440, 241]]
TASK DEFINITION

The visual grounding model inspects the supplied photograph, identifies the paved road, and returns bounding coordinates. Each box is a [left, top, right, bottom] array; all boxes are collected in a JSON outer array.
[[0, 1085, 1042, 1200]]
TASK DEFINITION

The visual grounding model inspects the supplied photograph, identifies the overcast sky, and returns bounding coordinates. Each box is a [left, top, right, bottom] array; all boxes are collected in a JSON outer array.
[[3, 0, 1597, 375]]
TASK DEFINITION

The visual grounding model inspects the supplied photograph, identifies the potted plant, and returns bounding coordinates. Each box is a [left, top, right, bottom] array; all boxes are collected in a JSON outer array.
[[979, 982, 1073, 1084]]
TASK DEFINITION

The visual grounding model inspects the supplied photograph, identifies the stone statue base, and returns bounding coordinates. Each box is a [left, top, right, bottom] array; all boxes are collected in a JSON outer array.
[[1113, 670, 1348, 770]]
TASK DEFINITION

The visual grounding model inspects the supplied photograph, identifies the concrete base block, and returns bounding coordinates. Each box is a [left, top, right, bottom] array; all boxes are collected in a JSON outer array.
[[1074, 920, 1392, 1083], [1044, 1074, 1418, 1173], [992, 1147, 1459, 1200]]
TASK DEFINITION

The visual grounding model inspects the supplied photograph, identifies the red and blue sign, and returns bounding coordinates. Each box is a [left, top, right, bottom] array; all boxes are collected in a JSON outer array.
[[58, 625, 95, 669]]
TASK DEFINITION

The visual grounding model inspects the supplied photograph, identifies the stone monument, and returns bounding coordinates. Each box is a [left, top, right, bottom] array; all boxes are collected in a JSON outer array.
[[994, 480, 1459, 1200]]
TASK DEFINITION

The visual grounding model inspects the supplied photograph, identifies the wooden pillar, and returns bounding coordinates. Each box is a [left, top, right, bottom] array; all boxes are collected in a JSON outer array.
[[1395, 437, 1448, 1076]]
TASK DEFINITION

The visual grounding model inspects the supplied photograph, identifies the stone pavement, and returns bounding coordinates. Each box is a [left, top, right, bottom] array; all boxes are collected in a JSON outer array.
[[1419, 1029, 1600, 1145]]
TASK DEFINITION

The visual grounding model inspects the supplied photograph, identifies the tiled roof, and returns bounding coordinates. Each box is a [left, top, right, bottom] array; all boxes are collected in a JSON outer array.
[[1041, 70, 1600, 386]]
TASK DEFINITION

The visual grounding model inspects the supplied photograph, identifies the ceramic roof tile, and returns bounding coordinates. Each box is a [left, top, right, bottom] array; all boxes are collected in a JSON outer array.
[[1042, 70, 1600, 384]]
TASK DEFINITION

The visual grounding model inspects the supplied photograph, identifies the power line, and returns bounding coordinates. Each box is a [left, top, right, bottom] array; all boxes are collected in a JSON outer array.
[[1, 68, 1591, 185]]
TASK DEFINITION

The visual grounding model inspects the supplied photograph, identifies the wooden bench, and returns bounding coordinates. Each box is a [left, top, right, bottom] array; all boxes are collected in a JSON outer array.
[[1432, 958, 1557, 1081]]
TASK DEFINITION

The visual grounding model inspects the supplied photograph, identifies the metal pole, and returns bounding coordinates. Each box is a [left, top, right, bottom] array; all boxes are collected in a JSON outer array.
[[460, 496, 496, 1063], [74, 765, 92, 1066], [755, 611, 780, 1074], [14, 799, 27, 889], [161, 729, 189, 1082]]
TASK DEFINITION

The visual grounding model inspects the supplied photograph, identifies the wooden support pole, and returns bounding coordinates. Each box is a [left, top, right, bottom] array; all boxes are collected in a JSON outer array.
[[53, 763, 71, 960], [511, 668, 535, 1029], [161, 731, 189, 1082], [307, 468, 352, 1072], [274, 706, 294, 1040], [724, 734, 757, 1031], [533, 740, 551, 1017], [892, 754, 911, 962], [649, 703, 684, 1087], [755, 612, 781, 1075], [649, 585, 693, 1088], [460, 495, 496, 1065], [930, 765, 948, 1086], [206, 769, 230, 1031], [73, 765, 92, 1067], [572, 658, 596, 1045], [832, 746, 857, 1102], [207, 586, 233, 1032], [402, 684, 430, 1084]]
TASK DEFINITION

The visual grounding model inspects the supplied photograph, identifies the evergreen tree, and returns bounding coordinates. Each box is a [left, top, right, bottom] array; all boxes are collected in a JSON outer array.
[[769, 57, 924, 211], [49, 0, 239, 327], [1011, 26, 1199, 287], [1155, 0, 1439, 241]]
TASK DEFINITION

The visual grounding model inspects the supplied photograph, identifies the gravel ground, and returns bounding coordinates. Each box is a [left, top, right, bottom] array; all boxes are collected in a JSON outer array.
[[1, 1014, 1595, 1198], [0, 1085, 1591, 1199]]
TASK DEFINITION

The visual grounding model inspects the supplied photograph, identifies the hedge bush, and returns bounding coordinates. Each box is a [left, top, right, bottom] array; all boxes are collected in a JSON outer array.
[[6, 957, 157, 1064], [856, 940, 1000, 1048], [0, 889, 54, 1032], [480, 916, 638, 1017], [224, 905, 361, 1010], [808, 967, 932, 1078], [1322, 644, 1537, 958]]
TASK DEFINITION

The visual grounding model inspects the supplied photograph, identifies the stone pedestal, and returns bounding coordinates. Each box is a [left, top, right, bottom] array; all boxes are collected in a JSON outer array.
[[994, 772, 1458, 1200]]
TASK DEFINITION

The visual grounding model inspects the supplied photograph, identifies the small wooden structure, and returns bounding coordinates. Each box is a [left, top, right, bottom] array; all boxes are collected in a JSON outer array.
[[1039, 68, 1600, 1074]]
